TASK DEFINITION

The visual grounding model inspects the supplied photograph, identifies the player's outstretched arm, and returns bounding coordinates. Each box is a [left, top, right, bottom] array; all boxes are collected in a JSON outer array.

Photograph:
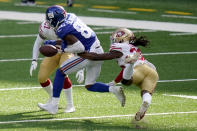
[[78, 50, 123, 61]]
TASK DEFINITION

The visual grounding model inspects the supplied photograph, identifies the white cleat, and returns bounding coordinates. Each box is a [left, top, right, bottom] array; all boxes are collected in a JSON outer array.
[[64, 106, 76, 113], [111, 86, 126, 107], [37, 98, 52, 110], [38, 103, 58, 115], [135, 101, 149, 121], [38, 103, 48, 110]]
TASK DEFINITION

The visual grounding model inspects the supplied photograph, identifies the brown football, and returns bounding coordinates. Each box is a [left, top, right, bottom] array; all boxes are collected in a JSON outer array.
[[39, 45, 58, 57]]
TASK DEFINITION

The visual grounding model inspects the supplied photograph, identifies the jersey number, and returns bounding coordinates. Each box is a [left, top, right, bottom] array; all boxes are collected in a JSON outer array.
[[73, 19, 92, 38]]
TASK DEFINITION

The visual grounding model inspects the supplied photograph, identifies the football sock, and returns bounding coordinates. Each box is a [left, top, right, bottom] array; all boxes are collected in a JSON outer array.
[[142, 92, 152, 105], [63, 76, 73, 106], [40, 79, 52, 98], [87, 82, 109, 92], [63, 77, 72, 89], [51, 97, 59, 105], [53, 69, 65, 97], [63, 88, 74, 107]]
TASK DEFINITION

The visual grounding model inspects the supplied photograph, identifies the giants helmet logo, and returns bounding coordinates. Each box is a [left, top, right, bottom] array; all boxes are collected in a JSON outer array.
[[48, 12, 54, 19]]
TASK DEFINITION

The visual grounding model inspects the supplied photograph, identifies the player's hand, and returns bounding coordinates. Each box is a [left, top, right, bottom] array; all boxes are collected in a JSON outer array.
[[108, 80, 117, 86], [125, 52, 140, 64], [30, 60, 37, 77], [44, 40, 56, 46], [76, 69, 84, 84], [55, 45, 62, 53]]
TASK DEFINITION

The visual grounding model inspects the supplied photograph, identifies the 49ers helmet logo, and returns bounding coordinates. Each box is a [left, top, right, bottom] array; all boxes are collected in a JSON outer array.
[[116, 31, 125, 37]]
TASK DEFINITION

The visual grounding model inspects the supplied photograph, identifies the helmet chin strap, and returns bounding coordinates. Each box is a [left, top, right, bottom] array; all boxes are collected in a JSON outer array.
[[55, 18, 66, 29]]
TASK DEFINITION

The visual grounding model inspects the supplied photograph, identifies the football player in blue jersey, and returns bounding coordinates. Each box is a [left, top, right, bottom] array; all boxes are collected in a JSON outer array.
[[39, 5, 126, 114]]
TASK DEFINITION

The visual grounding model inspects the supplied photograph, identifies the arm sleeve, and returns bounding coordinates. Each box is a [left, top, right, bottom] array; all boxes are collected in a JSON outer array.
[[114, 68, 124, 83], [32, 34, 44, 60], [64, 41, 85, 53]]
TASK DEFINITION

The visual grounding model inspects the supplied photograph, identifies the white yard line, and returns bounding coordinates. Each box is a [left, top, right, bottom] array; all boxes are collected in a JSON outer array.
[[1, 51, 197, 62], [0, 29, 158, 38], [96, 31, 113, 34], [0, 111, 197, 124], [0, 58, 43, 62], [163, 94, 197, 99], [17, 21, 41, 24], [0, 87, 41, 91], [158, 79, 197, 83], [92, 27, 117, 30], [169, 32, 197, 36], [162, 14, 197, 20], [0, 34, 37, 38], [14, 3, 49, 8], [143, 51, 197, 56], [1, 11, 197, 33], [0, 78, 197, 91]]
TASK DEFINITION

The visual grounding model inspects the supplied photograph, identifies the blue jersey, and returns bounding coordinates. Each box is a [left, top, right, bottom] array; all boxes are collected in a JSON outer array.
[[56, 13, 96, 51]]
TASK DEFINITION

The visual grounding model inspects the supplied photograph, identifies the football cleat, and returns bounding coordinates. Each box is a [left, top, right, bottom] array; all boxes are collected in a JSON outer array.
[[135, 101, 149, 121], [110, 86, 126, 107], [39, 102, 58, 115], [64, 106, 75, 113], [37, 98, 52, 110]]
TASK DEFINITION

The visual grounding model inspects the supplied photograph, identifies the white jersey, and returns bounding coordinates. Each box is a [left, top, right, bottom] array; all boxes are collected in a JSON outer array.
[[32, 20, 58, 60], [110, 42, 156, 70], [110, 42, 144, 67]]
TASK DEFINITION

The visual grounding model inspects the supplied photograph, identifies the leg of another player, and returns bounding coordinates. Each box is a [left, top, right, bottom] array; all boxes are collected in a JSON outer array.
[[85, 63, 126, 107], [39, 69, 65, 114], [85, 83, 126, 107], [63, 76, 75, 113], [37, 79, 53, 109]]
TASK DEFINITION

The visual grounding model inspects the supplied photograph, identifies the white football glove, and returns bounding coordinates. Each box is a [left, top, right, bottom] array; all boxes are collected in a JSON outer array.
[[125, 52, 140, 64], [108, 80, 117, 86], [76, 69, 84, 84], [30, 60, 38, 77], [55, 45, 62, 53]]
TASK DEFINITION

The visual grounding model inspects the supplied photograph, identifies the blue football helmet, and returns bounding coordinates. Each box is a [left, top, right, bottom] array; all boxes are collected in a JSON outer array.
[[46, 5, 66, 29]]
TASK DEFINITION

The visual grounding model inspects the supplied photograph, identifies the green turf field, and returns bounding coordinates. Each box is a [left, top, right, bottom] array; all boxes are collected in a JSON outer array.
[[0, 0, 197, 130]]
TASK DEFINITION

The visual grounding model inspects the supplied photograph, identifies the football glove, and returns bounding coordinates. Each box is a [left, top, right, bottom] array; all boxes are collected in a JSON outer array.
[[44, 40, 56, 46], [125, 52, 140, 64], [75, 69, 84, 84], [30, 60, 37, 77]]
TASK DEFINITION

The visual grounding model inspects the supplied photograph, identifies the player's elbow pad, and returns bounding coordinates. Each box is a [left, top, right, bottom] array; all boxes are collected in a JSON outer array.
[[64, 41, 85, 53]]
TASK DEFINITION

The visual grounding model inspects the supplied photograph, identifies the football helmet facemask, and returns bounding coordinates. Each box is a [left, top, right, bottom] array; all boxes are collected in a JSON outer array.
[[110, 28, 135, 44], [46, 5, 66, 29]]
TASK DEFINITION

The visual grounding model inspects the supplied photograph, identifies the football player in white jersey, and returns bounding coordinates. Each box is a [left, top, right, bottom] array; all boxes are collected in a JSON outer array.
[[30, 20, 85, 113], [79, 28, 159, 121], [38, 5, 126, 114]]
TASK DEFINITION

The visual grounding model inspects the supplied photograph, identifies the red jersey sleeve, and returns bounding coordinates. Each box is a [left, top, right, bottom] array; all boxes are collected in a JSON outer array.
[[114, 67, 124, 83]]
